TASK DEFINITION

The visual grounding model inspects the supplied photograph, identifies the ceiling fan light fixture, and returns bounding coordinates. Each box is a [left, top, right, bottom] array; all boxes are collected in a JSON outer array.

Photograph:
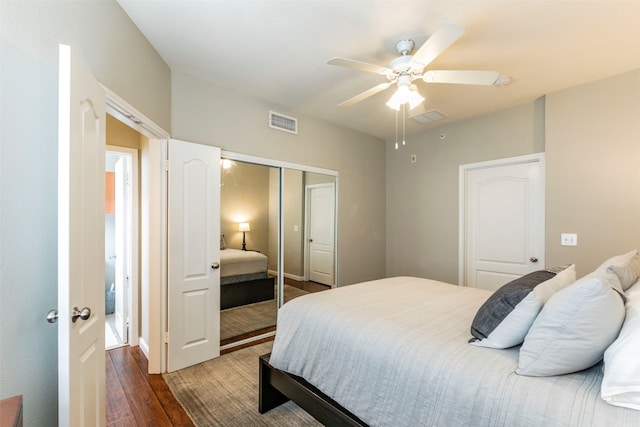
[[386, 82, 425, 111], [408, 85, 425, 109], [386, 84, 409, 110]]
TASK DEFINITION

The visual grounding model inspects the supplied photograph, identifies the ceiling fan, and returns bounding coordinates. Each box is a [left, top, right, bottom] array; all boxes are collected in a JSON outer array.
[[328, 22, 499, 110]]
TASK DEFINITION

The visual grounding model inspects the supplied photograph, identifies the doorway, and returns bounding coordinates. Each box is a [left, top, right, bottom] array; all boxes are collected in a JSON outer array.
[[459, 153, 545, 290], [305, 182, 336, 286], [104, 146, 137, 349]]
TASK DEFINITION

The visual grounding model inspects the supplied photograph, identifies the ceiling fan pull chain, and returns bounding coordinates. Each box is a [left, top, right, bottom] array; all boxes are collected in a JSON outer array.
[[402, 104, 406, 146], [395, 109, 399, 150]]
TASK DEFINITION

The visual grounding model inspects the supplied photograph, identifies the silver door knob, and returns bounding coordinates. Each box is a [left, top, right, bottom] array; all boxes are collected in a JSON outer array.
[[530, 257, 538, 263], [72, 306, 91, 323], [46, 309, 58, 324], [211, 262, 220, 269]]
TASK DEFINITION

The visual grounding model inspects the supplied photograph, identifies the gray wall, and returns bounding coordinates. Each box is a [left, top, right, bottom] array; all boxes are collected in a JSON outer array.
[[171, 71, 387, 286], [386, 100, 545, 283], [283, 169, 304, 277], [545, 70, 640, 276], [386, 69, 640, 283], [221, 161, 271, 254], [0, 1, 170, 424]]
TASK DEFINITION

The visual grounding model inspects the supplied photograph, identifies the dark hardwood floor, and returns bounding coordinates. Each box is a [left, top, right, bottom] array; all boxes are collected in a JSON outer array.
[[107, 279, 330, 425], [106, 337, 277, 426], [106, 346, 194, 426], [285, 277, 331, 293]]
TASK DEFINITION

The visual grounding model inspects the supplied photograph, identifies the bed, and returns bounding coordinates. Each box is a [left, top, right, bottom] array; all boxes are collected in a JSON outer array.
[[259, 270, 640, 426], [220, 248, 274, 309]]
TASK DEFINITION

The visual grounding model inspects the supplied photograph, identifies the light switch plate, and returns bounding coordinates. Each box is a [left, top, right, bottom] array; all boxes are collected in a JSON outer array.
[[561, 233, 577, 246]]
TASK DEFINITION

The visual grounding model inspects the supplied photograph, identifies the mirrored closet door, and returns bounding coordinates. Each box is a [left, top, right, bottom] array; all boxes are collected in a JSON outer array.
[[282, 170, 336, 307], [219, 154, 338, 348], [219, 160, 280, 345]]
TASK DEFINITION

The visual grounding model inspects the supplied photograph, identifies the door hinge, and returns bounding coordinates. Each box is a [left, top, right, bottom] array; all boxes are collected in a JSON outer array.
[[162, 160, 169, 172], [162, 331, 169, 344]]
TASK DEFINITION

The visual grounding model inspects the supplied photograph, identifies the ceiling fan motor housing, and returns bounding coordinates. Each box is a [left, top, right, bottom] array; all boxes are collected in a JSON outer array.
[[395, 39, 415, 56]]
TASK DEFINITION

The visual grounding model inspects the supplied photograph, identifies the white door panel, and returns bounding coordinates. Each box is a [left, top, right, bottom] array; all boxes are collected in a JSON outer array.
[[307, 184, 335, 286], [167, 139, 220, 372], [58, 44, 106, 426], [462, 155, 545, 291], [114, 157, 129, 343]]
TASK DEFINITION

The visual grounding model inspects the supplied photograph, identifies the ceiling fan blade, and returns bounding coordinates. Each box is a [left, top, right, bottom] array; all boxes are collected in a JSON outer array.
[[328, 57, 390, 75], [338, 82, 392, 108], [410, 22, 466, 69], [422, 70, 499, 85]]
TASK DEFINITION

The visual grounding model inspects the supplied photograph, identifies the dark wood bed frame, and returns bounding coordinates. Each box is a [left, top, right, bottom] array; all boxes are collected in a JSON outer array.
[[220, 276, 275, 310], [259, 353, 368, 426]]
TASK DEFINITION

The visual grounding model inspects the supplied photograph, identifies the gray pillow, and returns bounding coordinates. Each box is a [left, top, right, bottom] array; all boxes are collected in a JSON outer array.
[[517, 272, 625, 377], [220, 234, 227, 250], [608, 253, 640, 291]]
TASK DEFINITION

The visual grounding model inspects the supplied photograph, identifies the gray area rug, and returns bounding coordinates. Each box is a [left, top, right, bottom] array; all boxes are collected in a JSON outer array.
[[220, 285, 309, 341], [163, 341, 321, 426]]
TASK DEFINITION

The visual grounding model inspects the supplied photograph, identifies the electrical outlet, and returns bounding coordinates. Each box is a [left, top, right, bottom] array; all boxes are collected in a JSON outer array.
[[561, 233, 578, 246]]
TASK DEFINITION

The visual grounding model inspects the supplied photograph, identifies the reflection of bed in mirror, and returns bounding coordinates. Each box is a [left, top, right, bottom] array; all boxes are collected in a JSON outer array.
[[220, 248, 274, 310]]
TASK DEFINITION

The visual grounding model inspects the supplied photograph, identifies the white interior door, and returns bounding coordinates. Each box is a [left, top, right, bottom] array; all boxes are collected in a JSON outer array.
[[58, 44, 106, 426], [307, 183, 335, 286], [461, 154, 545, 291], [114, 157, 129, 343], [167, 139, 221, 372]]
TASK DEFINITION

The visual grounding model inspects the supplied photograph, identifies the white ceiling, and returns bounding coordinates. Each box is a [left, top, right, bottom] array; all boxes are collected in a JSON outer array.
[[117, 0, 640, 141]]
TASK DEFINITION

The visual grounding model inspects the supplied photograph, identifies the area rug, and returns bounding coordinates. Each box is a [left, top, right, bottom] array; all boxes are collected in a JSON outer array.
[[163, 341, 321, 426], [220, 285, 309, 341]]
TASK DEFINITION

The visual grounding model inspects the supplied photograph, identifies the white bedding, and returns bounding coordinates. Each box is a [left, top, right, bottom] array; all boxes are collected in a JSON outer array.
[[219, 248, 268, 278], [269, 276, 640, 426]]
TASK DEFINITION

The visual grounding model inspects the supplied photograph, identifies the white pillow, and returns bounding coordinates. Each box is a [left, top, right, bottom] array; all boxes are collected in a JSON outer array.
[[517, 272, 625, 377], [602, 279, 640, 410], [470, 265, 576, 349]]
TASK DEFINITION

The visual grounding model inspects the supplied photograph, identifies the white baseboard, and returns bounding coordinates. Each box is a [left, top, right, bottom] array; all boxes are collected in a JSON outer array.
[[139, 337, 149, 359], [268, 270, 304, 282]]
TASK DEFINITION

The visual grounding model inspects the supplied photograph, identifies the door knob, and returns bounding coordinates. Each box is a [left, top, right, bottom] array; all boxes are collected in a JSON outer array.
[[530, 257, 538, 263], [46, 309, 58, 324], [211, 262, 220, 269], [72, 306, 91, 323]]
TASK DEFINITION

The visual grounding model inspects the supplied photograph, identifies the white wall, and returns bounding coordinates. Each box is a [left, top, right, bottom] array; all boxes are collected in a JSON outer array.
[[0, 1, 170, 424], [171, 71, 387, 286]]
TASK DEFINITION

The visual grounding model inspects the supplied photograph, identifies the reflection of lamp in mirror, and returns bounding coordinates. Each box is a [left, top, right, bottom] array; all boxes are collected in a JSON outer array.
[[238, 222, 250, 250]]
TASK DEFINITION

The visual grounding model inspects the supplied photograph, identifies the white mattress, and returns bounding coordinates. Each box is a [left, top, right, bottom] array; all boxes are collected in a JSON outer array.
[[269, 276, 640, 426], [219, 248, 268, 278]]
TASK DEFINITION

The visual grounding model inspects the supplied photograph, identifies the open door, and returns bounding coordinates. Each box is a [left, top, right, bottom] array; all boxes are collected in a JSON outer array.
[[57, 44, 106, 426], [167, 139, 221, 372], [114, 157, 129, 343]]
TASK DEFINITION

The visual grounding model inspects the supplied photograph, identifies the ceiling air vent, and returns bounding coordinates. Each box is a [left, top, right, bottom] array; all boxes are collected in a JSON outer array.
[[411, 109, 447, 125], [269, 111, 298, 134]]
